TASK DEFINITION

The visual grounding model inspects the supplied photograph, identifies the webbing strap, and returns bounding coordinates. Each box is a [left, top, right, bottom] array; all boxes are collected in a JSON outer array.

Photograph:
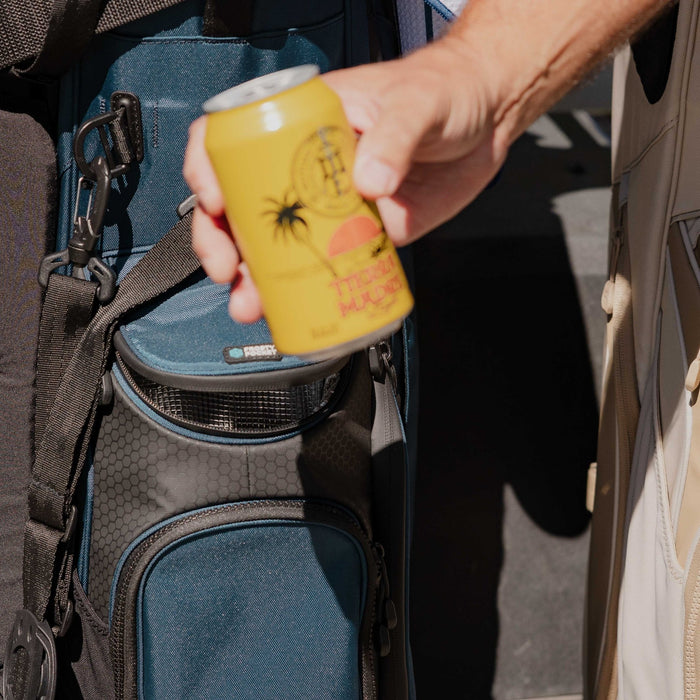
[[19, 0, 104, 78], [24, 213, 200, 624], [34, 274, 98, 453], [0, 0, 186, 75]]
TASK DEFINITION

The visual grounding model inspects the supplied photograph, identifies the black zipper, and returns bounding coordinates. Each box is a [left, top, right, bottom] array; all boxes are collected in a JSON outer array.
[[109, 498, 393, 700]]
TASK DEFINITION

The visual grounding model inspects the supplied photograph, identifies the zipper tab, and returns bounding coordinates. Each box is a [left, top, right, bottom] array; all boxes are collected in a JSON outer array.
[[369, 341, 397, 394]]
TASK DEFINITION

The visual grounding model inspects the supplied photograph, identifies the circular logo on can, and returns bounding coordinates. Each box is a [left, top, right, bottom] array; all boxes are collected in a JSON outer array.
[[292, 126, 362, 217]]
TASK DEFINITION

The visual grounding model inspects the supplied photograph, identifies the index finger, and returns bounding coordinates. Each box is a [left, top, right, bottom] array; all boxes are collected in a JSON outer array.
[[183, 116, 226, 216]]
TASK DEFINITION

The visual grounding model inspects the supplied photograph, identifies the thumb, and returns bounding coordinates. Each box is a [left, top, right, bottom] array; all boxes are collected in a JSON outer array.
[[353, 90, 436, 200]]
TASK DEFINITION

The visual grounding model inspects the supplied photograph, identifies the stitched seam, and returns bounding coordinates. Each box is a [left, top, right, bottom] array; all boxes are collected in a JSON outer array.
[[621, 117, 678, 174]]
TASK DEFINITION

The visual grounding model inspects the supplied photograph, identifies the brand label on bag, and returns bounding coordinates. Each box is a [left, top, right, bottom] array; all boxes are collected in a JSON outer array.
[[223, 344, 283, 364]]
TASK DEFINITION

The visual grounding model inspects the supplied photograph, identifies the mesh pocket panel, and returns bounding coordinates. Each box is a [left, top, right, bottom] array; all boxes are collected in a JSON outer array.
[[116, 353, 343, 437]]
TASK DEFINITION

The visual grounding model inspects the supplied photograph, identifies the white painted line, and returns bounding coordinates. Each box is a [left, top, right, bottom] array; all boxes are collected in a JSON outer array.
[[572, 109, 612, 148]]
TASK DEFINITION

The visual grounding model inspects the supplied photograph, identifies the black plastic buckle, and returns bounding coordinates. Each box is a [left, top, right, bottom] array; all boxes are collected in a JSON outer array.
[[2, 610, 57, 700], [37, 250, 116, 304], [37, 250, 70, 289], [38, 154, 116, 303]]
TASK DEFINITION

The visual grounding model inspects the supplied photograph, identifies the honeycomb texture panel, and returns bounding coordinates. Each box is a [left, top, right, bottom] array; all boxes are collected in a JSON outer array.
[[87, 357, 373, 619]]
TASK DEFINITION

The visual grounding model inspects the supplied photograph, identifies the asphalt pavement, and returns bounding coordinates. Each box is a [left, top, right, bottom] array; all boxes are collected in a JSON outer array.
[[409, 84, 612, 699]]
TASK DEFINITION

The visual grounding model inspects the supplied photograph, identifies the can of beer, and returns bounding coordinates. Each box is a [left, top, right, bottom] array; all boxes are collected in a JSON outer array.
[[203, 64, 414, 360]]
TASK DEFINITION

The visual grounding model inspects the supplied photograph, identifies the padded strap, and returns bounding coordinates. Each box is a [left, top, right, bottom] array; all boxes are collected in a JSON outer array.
[[0, 0, 186, 75], [24, 213, 200, 626], [21, 0, 104, 78]]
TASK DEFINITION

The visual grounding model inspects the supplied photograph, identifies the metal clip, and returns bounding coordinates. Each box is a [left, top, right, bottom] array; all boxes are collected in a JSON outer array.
[[68, 156, 111, 267]]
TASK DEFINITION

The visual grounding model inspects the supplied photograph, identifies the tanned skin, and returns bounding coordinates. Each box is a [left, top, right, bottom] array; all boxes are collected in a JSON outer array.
[[183, 0, 674, 322]]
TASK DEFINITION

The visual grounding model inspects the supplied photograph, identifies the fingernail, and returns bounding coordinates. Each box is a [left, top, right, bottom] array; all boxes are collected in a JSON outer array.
[[355, 156, 399, 197]]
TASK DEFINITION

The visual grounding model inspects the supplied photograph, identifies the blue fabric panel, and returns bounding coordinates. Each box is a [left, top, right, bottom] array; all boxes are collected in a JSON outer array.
[[55, 0, 348, 371], [56, 1, 347, 259], [137, 521, 366, 700], [119, 275, 309, 375], [77, 460, 95, 591], [109, 502, 354, 618]]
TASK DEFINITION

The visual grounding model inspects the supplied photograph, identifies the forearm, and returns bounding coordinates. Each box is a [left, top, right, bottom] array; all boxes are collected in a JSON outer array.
[[441, 0, 675, 147]]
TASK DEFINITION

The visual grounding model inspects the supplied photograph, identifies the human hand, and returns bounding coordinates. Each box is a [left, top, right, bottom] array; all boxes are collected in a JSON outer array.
[[183, 39, 507, 322]]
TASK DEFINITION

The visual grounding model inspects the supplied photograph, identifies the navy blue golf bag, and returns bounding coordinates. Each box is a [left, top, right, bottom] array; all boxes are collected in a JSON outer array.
[[0, 1, 418, 698]]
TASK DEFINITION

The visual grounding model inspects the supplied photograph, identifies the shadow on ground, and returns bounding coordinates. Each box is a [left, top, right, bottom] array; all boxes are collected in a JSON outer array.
[[409, 114, 610, 699]]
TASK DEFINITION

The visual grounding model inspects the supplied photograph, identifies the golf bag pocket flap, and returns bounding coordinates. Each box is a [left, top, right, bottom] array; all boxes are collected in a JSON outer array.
[[116, 275, 323, 378], [109, 500, 379, 700]]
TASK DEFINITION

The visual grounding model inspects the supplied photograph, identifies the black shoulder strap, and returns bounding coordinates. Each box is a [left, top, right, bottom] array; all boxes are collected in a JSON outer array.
[[0, 0, 187, 76], [24, 213, 199, 631]]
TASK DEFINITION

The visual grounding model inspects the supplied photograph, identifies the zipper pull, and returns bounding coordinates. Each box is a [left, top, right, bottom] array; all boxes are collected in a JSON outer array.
[[369, 341, 398, 394], [375, 543, 397, 657]]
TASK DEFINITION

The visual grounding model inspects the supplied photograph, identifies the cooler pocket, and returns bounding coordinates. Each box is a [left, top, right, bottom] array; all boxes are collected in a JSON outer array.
[[109, 500, 381, 700]]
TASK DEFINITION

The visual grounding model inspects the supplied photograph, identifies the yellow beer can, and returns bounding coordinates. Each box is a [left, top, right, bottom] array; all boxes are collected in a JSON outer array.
[[203, 65, 414, 360]]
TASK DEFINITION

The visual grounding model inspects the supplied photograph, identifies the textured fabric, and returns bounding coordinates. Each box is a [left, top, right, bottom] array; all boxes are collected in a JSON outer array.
[[66, 572, 115, 700], [119, 277, 308, 376], [87, 355, 372, 618], [589, 0, 700, 696], [34, 274, 98, 452], [137, 522, 365, 700], [395, 0, 464, 55], [0, 110, 56, 643], [0, 0, 185, 73], [23, 0, 104, 77]]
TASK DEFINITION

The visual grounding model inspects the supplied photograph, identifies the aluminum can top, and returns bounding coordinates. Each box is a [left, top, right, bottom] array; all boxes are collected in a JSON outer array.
[[203, 65, 321, 114]]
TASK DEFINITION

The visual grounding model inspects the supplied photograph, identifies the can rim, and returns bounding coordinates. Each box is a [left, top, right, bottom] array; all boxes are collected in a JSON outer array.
[[203, 65, 321, 113]]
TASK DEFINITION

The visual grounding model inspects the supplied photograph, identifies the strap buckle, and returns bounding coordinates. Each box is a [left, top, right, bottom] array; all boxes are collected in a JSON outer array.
[[2, 611, 57, 700], [37, 249, 116, 304]]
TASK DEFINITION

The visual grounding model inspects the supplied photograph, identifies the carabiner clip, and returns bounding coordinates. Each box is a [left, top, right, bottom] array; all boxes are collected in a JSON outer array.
[[68, 155, 111, 267]]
